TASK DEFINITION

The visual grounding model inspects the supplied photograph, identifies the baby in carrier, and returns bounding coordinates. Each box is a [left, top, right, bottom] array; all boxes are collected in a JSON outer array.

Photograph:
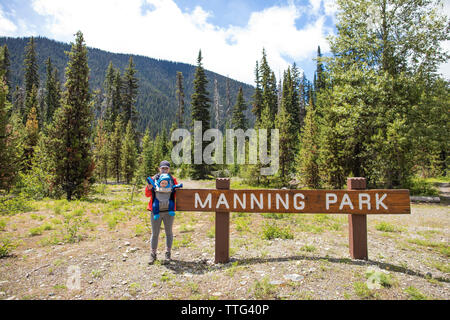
[[146, 172, 183, 220]]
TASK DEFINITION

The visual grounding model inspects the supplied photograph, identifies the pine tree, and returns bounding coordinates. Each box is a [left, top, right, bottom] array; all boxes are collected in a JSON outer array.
[[252, 61, 263, 122], [225, 78, 231, 126], [24, 37, 39, 95], [24, 104, 39, 171], [276, 102, 293, 185], [44, 58, 61, 124], [47, 31, 94, 200], [296, 96, 320, 188], [121, 120, 137, 184], [93, 120, 109, 183], [231, 87, 248, 130], [0, 52, 15, 191], [190, 50, 212, 179], [12, 86, 26, 119], [175, 71, 185, 128], [23, 37, 39, 123], [315, 46, 325, 92], [122, 57, 138, 130], [109, 116, 123, 183], [259, 49, 278, 123], [275, 67, 300, 184], [141, 128, 155, 178], [111, 68, 122, 125], [0, 45, 11, 101], [213, 78, 220, 129], [160, 126, 169, 158], [103, 61, 116, 130]]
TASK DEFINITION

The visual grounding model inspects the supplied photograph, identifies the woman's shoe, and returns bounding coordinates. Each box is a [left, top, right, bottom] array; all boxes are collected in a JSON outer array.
[[148, 252, 157, 265], [163, 251, 171, 264]]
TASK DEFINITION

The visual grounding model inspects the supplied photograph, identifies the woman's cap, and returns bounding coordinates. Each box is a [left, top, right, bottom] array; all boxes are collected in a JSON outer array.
[[159, 160, 170, 168]]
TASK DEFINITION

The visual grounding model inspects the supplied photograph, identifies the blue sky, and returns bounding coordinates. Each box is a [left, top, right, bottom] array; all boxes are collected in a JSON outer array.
[[0, 0, 448, 84]]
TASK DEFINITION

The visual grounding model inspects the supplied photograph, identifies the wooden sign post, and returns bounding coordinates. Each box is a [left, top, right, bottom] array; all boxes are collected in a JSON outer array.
[[175, 178, 410, 263], [215, 178, 230, 263], [348, 177, 368, 260]]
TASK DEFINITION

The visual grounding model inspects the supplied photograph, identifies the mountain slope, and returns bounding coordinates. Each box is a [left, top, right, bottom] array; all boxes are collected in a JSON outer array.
[[0, 36, 256, 135]]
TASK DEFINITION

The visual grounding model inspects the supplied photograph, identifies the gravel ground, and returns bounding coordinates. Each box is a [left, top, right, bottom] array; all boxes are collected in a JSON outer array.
[[0, 180, 448, 300]]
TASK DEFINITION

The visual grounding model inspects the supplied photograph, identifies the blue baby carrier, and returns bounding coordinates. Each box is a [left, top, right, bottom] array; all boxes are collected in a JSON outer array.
[[146, 173, 183, 220]]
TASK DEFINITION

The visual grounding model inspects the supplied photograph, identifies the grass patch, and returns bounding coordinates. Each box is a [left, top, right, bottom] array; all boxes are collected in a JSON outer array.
[[29, 226, 43, 236], [91, 269, 103, 279], [428, 260, 450, 273], [160, 271, 174, 282], [375, 222, 403, 233], [0, 218, 6, 231], [30, 214, 45, 221], [353, 282, 378, 299], [407, 238, 449, 257], [251, 276, 278, 299], [234, 217, 251, 232], [0, 237, 17, 258], [133, 224, 147, 237], [261, 213, 288, 219], [300, 245, 317, 252], [404, 286, 430, 300], [180, 223, 194, 233], [261, 222, 294, 240], [0, 195, 33, 215], [206, 226, 215, 239], [173, 234, 192, 248], [38, 233, 61, 246]]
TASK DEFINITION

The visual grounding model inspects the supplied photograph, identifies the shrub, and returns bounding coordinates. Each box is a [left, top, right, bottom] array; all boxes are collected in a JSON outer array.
[[29, 226, 43, 236], [404, 178, 439, 196], [261, 222, 294, 240], [62, 214, 83, 243], [0, 195, 33, 215], [0, 237, 17, 258], [94, 184, 107, 195]]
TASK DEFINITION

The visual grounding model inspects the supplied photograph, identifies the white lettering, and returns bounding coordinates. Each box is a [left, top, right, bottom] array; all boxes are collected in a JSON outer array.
[[376, 193, 388, 210], [276, 193, 289, 210], [339, 193, 354, 210], [195, 192, 212, 209], [250, 193, 263, 210], [216, 193, 229, 209], [293, 193, 305, 210], [233, 193, 246, 210], [358, 193, 371, 210], [326, 193, 338, 210]]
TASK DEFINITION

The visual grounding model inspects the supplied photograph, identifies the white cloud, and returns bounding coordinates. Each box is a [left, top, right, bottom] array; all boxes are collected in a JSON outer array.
[[30, 0, 335, 84], [0, 7, 18, 36]]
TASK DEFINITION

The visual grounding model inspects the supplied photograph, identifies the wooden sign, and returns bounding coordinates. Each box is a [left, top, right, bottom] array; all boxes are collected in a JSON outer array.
[[175, 189, 410, 215]]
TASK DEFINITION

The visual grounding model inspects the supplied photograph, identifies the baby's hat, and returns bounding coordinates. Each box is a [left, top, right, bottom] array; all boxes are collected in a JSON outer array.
[[158, 173, 173, 188]]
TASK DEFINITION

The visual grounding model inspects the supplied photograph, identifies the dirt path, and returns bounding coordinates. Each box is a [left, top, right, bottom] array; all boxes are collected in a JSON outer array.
[[437, 183, 450, 204], [0, 180, 449, 300]]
